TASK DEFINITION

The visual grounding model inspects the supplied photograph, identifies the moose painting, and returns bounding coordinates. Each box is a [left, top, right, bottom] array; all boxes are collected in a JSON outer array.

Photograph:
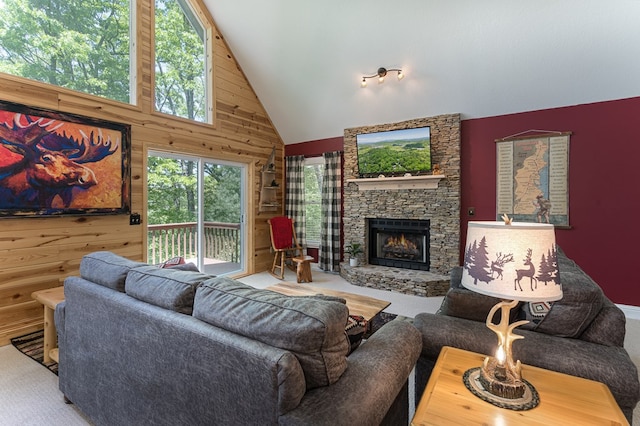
[[0, 100, 130, 217]]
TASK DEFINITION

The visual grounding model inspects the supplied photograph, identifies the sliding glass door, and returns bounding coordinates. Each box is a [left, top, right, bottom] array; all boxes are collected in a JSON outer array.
[[147, 151, 246, 275]]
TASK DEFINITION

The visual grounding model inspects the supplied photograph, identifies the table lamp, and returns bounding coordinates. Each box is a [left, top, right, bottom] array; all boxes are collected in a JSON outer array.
[[460, 215, 562, 410]]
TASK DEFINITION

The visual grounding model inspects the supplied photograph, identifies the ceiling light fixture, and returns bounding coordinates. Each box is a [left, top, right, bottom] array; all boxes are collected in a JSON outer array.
[[361, 67, 404, 88]]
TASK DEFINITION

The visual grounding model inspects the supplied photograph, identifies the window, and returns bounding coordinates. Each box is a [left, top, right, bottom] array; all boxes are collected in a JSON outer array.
[[0, 0, 133, 104], [154, 0, 210, 123], [304, 157, 324, 247]]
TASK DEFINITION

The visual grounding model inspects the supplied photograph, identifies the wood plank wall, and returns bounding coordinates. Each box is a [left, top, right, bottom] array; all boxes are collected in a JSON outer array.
[[0, 0, 284, 345]]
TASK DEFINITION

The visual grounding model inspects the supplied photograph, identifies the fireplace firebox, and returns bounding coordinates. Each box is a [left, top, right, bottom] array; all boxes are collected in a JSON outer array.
[[368, 218, 430, 271]]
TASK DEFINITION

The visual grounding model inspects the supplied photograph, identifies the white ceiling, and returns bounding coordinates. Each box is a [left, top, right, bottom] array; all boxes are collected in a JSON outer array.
[[202, 0, 640, 145]]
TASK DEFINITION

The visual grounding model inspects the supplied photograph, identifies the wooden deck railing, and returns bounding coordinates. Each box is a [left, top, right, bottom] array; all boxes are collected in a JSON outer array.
[[147, 222, 241, 265]]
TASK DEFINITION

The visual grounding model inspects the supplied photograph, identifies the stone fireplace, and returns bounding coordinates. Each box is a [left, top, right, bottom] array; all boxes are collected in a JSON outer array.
[[340, 114, 461, 297]]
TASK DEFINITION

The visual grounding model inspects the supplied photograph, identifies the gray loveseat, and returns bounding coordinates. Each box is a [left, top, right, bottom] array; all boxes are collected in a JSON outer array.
[[55, 251, 421, 426], [413, 248, 640, 423]]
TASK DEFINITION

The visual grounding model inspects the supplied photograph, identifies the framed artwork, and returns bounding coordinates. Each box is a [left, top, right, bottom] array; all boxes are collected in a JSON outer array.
[[495, 132, 570, 228], [0, 100, 131, 217]]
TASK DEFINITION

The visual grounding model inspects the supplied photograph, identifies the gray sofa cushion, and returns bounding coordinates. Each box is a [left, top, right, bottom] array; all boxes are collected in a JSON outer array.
[[125, 265, 210, 314], [438, 266, 517, 323], [193, 277, 350, 389], [530, 249, 604, 338], [79, 251, 146, 292]]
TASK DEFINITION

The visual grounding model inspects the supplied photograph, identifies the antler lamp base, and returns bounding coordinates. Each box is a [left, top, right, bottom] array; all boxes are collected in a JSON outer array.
[[462, 300, 540, 410]]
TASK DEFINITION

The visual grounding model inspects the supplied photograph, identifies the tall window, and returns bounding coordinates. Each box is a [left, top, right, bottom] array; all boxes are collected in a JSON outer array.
[[154, 0, 209, 123], [0, 0, 133, 104], [304, 157, 324, 247]]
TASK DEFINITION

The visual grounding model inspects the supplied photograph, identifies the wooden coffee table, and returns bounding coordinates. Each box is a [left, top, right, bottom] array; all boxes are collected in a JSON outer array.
[[266, 282, 390, 322], [412, 346, 628, 425]]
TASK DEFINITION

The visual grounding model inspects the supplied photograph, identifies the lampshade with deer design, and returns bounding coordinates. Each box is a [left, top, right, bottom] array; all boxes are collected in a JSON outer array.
[[460, 218, 562, 410], [461, 220, 562, 302]]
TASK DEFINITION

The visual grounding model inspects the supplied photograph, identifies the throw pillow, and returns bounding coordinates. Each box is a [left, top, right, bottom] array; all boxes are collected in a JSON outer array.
[[345, 314, 367, 354], [519, 247, 604, 338]]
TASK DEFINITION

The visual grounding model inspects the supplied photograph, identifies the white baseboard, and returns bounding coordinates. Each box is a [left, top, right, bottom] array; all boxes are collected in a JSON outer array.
[[617, 304, 640, 321]]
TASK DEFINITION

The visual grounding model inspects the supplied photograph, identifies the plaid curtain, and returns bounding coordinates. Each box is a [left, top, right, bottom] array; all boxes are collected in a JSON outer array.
[[285, 155, 306, 248], [319, 151, 342, 272]]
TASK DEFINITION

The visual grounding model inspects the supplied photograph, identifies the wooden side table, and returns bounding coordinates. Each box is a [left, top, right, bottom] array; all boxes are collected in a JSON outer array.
[[31, 286, 65, 363], [291, 256, 314, 283], [412, 346, 628, 426]]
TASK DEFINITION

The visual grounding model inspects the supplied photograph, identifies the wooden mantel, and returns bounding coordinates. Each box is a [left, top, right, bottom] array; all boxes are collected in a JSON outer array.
[[346, 174, 445, 190]]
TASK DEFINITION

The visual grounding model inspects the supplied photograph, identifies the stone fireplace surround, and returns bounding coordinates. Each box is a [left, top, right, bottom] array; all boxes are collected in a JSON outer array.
[[340, 114, 461, 297]]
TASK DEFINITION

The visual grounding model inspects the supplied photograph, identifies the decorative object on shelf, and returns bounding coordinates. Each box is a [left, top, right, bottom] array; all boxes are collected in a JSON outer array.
[[360, 67, 404, 87], [0, 100, 131, 218], [345, 242, 363, 267], [460, 215, 562, 410], [432, 164, 442, 175], [495, 130, 570, 228], [259, 147, 280, 213]]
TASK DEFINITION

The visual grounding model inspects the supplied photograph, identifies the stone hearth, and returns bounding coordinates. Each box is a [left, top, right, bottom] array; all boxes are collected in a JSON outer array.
[[340, 263, 449, 297], [340, 114, 461, 296]]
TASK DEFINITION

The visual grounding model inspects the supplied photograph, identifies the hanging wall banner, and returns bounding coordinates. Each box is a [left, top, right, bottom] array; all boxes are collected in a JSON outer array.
[[495, 132, 570, 227]]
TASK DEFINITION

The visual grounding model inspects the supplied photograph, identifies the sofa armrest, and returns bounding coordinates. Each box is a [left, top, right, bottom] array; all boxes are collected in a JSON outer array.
[[279, 320, 422, 426], [54, 300, 67, 394]]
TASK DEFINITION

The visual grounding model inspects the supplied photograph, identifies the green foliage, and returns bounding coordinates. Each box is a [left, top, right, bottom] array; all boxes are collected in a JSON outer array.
[[0, 0, 207, 119], [357, 139, 431, 175], [304, 162, 323, 243], [147, 156, 197, 225], [345, 242, 363, 257], [0, 0, 131, 103], [155, 0, 206, 121], [147, 156, 241, 226]]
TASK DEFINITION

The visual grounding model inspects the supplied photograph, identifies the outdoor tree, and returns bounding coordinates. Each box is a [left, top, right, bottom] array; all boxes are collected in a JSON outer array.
[[154, 0, 206, 121], [0, 0, 131, 103]]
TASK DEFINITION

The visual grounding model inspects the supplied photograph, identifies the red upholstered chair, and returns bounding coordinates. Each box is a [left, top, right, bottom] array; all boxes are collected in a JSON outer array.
[[267, 216, 303, 279]]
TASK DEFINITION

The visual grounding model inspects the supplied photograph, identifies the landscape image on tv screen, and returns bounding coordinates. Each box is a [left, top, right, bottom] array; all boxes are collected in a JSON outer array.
[[356, 127, 431, 177]]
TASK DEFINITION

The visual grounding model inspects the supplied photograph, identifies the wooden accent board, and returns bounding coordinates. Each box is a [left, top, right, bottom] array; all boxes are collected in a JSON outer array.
[[266, 282, 390, 322], [412, 346, 628, 426], [0, 0, 284, 345]]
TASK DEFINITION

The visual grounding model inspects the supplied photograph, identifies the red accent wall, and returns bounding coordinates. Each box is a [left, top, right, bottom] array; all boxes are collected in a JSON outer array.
[[462, 96, 640, 305], [285, 137, 343, 157], [287, 97, 640, 305]]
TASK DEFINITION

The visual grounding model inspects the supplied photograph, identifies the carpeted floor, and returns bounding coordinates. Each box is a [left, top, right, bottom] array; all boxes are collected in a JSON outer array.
[[10, 330, 58, 375]]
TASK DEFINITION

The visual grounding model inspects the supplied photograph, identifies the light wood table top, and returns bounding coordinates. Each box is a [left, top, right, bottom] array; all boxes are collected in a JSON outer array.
[[32, 286, 65, 308], [266, 282, 390, 322], [412, 346, 629, 426]]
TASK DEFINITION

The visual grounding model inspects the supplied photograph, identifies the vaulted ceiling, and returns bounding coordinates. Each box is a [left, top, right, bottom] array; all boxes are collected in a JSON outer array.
[[202, 0, 640, 145]]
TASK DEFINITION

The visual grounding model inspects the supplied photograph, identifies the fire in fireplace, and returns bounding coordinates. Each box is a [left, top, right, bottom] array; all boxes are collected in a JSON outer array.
[[368, 218, 430, 270]]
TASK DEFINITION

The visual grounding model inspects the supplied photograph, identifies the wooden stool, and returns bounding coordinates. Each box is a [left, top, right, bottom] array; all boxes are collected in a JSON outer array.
[[292, 256, 314, 283]]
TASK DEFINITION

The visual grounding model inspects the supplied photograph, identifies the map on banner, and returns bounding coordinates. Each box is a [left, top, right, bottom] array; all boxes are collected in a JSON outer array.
[[496, 134, 570, 227]]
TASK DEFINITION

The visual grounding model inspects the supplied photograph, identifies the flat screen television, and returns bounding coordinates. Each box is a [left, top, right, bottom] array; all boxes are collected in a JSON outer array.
[[356, 126, 431, 178]]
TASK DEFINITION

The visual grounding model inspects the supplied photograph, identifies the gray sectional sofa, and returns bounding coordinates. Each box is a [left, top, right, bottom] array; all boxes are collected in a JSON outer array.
[[413, 248, 640, 423], [55, 251, 421, 426]]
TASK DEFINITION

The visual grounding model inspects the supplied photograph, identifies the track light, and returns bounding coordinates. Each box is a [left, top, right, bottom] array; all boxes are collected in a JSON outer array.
[[361, 67, 404, 88]]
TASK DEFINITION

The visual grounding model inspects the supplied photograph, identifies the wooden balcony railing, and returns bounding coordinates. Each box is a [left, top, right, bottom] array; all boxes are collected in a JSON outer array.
[[147, 222, 240, 265]]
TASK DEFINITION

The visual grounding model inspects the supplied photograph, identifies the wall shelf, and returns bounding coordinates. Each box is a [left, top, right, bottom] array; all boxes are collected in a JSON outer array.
[[346, 174, 445, 191]]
